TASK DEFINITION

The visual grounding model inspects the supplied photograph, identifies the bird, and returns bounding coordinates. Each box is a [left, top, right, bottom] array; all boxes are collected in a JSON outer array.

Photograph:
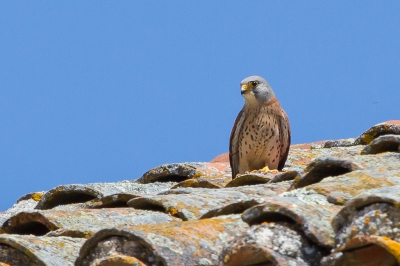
[[229, 75, 291, 179]]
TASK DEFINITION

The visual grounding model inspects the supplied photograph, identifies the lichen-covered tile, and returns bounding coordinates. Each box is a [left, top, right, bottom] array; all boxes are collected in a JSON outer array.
[[75, 215, 249, 266], [35, 181, 176, 210], [171, 175, 231, 189], [1, 208, 179, 238], [136, 162, 231, 184], [355, 120, 400, 145], [292, 156, 363, 189], [323, 138, 357, 148], [3, 191, 46, 218], [0, 215, 8, 229], [225, 173, 273, 187], [128, 190, 248, 220], [352, 152, 400, 171], [304, 170, 400, 205], [219, 223, 315, 266], [332, 185, 400, 247], [0, 234, 85, 266], [17, 191, 46, 203], [128, 184, 286, 220], [285, 146, 362, 173], [1, 195, 44, 227], [79, 193, 139, 209], [89, 254, 147, 266], [225, 171, 298, 187], [361, 134, 400, 155], [290, 140, 328, 150], [242, 196, 342, 248], [321, 235, 400, 266]]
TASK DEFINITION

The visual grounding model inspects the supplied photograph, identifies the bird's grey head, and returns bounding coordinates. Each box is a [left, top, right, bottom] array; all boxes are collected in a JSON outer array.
[[240, 75, 276, 105]]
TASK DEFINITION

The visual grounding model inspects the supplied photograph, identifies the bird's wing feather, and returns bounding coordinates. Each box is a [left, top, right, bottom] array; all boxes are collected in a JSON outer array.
[[229, 109, 245, 179], [278, 110, 291, 170]]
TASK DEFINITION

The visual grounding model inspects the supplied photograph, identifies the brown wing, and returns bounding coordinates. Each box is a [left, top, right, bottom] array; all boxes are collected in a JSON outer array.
[[229, 109, 245, 179], [277, 109, 291, 171]]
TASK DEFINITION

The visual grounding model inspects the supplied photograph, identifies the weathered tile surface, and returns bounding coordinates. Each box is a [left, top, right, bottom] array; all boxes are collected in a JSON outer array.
[[242, 196, 342, 248], [136, 162, 231, 184], [1, 208, 179, 239], [35, 181, 176, 210], [127, 184, 285, 220], [0, 120, 398, 265], [0, 234, 85, 266], [76, 215, 249, 266], [220, 223, 315, 266]]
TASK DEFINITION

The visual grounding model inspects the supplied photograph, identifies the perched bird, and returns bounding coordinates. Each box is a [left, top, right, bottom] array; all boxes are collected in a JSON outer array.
[[229, 75, 291, 179]]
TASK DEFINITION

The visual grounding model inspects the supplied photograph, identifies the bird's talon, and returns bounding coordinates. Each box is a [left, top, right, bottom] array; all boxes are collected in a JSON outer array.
[[259, 166, 279, 173]]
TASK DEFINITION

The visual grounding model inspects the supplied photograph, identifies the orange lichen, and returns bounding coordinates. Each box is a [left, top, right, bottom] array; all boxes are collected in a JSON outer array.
[[168, 207, 178, 216], [31, 192, 44, 202], [224, 254, 230, 263], [350, 225, 358, 235], [192, 171, 203, 179], [381, 236, 400, 261]]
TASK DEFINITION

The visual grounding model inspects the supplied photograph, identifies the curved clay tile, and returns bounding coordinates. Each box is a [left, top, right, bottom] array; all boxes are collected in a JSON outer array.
[[220, 223, 317, 266], [361, 134, 400, 155], [0, 234, 85, 266], [1, 208, 179, 238], [242, 196, 342, 248], [304, 169, 400, 205], [171, 175, 231, 189], [128, 184, 287, 220], [321, 235, 400, 266], [323, 138, 357, 148], [225, 173, 273, 187], [210, 152, 229, 163], [81, 193, 139, 208], [127, 189, 249, 220], [290, 140, 328, 150], [270, 170, 300, 183], [353, 152, 400, 173], [136, 162, 231, 184], [225, 170, 299, 187], [293, 157, 363, 189], [355, 120, 400, 145], [75, 215, 249, 266], [90, 254, 147, 266], [285, 145, 361, 173], [35, 181, 175, 210], [199, 182, 292, 219], [17, 191, 46, 203], [332, 185, 400, 247]]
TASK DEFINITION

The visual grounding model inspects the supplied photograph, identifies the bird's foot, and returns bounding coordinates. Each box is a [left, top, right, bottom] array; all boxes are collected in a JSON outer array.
[[245, 166, 279, 175], [259, 166, 279, 173]]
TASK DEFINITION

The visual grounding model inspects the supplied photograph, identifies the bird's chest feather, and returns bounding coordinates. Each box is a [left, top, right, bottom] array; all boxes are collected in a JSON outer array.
[[238, 107, 279, 158]]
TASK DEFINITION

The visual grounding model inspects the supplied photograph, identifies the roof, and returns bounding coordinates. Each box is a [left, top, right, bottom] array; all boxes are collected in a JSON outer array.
[[0, 120, 399, 265]]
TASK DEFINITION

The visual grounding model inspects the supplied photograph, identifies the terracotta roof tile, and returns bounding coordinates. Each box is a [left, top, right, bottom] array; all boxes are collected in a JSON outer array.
[[36, 181, 175, 210], [355, 120, 400, 145], [1, 208, 178, 239], [225, 170, 298, 187], [0, 234, 85, 266], [136, 162, 231, 184], [220, 223, 315, 266], [0, 120, 399, 265], [75, 215, 249, 266], [127, 184, 284, 221], [242, 196, 342, 248], [361, 134, 400, 154]]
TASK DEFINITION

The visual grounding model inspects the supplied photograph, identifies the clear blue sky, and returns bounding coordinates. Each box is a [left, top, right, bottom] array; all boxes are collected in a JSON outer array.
[[1, 2, 399, 211]]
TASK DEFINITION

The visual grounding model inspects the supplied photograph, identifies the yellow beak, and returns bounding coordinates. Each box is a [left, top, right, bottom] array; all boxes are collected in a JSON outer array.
[[241, 84, 250, 95]]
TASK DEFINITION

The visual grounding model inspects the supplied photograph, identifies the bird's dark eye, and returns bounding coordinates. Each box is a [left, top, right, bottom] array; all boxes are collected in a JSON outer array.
[[250, 81, 258, 87]]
